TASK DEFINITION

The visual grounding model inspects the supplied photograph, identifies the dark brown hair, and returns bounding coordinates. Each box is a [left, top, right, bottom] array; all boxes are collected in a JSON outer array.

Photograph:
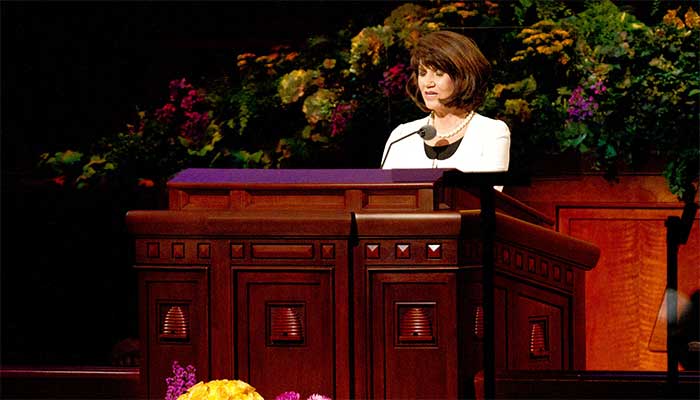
[[406, 30, 491, 113]]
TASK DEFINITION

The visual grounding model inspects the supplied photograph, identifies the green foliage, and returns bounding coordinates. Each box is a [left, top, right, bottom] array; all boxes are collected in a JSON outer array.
[[487, 0, 699, 198], [38, 0, 699, 200]]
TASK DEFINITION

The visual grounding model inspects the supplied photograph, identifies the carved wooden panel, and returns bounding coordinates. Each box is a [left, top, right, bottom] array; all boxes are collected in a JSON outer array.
[[559, 207, 700, 371], [370, 271, 458, 400], [234, 270, 333, 399], [139, 270, 208, 400], [508, 286, 566, 370], [228, 240, 342, 266], [360, 240, 457, 265], [135, 239, 213, 265]]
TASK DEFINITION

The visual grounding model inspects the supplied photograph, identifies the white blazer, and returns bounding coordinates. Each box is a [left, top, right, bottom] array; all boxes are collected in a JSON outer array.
[[381, 113, 511, 172]]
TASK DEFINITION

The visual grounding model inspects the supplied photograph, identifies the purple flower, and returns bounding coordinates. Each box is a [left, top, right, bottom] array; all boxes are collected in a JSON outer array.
[[180, 111, 210, 143], [589, 80, 607, 95], [275, 391, 301, 400], [379, 63, 409, 97], [567, 84, 601, 122], [329, 101, 357, 137], [165, 361, 196, 400]]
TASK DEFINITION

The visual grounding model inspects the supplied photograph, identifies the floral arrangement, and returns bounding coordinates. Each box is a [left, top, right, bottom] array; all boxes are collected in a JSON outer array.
[[485, 1, 699, 200], [176, 380, 263, 400], [165, 361, 331, 400], [38, 1, 698, 200]]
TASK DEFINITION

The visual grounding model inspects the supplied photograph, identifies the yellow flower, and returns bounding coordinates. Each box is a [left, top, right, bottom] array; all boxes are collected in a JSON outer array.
[[302, 88, 337, 124], [278, 69, 321, 104], [349, 25, 393, 74], [685, 8, 700, 29], [177, 379, 264, 400], [663, 8, 685, 29], [322, 58, 336, 69]]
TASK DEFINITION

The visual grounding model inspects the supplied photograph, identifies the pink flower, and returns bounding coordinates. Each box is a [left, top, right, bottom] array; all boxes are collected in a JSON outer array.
[[180, 90, 203, 111], [379, 63, 409, 97], [169, 78, 193, 101], [155, 103, 177, 124], [274, 392, 300, 400], [306, 395, 332, 400]]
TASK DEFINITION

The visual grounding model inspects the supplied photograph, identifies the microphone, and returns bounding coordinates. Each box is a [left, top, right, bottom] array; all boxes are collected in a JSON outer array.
[[380, 125, 437, 168]]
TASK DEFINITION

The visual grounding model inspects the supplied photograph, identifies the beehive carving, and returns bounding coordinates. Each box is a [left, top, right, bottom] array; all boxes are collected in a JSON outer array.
[[160, 305, 189, 341], [270, 306, 304, 343], [399, 307, 434, 342], [473, 305, 484, 339], [529, 320, 549, 358]]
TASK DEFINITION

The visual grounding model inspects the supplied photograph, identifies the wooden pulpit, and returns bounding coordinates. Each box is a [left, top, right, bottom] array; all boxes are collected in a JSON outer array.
[[126, 168, 599, 399]]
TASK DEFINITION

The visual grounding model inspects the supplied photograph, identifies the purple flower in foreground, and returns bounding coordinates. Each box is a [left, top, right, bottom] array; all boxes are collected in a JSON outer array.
[[165, 361, 196, 400], [275, 392, 301, 400]]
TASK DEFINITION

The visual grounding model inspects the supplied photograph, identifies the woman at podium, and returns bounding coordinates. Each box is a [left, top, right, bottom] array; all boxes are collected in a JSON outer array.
[[380, 30, 511, 177]]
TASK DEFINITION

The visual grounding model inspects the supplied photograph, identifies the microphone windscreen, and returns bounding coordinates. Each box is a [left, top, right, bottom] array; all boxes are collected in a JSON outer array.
[[419, 125, 437, 140]]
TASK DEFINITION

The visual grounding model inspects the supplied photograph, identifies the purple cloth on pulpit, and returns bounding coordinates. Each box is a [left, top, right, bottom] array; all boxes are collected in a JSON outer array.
[[168, 168, 450, 184]]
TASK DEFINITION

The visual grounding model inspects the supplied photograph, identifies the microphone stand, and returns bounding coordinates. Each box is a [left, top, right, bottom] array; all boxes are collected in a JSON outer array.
[[664, 197, 698, 396], [380, 126, 436, 168]]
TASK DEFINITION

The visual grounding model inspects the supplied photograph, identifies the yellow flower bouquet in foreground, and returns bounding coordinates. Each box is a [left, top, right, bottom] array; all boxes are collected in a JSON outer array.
[[177, 379, 264, 400], [166, 361, 332, 400]]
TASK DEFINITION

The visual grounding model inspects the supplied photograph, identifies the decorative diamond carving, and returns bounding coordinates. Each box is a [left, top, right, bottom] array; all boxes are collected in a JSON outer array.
[[172, 243, 185, 259], [365, 244, 380, 259], [321, 244, 335, 259], [395, 244, 410, 259], [230, 243, 244, 259], [147, 242, 160, 258], [197, 243, 211, 259], [426, 244, 442, 259]]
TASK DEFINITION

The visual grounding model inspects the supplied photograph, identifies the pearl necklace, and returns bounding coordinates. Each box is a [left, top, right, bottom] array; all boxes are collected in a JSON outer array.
[[430, 111, 475, 139]]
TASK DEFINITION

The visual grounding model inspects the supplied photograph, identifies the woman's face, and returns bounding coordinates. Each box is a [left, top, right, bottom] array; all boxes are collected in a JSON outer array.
[[418, 63, 455, 114]]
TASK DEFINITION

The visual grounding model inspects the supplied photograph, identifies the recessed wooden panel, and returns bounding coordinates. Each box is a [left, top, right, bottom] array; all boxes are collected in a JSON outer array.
[[510, 291, 565, 370], [251, 244, 314, 259], [247, 192, 346, 209], [142, 271, 208, 400], [181, 190, 231, 210], [560, 208, 700, 372], [235, 271, 333, 399], [363, 190, 418, 209], [371, 271, 458, 400]]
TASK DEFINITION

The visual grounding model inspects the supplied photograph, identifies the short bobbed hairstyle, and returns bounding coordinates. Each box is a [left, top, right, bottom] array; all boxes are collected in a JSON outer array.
[[406, 30, 491, 113]]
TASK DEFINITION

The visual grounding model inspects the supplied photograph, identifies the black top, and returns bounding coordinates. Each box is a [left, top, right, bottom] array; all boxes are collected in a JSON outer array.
[[424, 138, 464, 160]]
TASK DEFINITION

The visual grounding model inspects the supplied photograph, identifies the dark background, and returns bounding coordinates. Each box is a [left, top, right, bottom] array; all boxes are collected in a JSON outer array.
[[1, 0, 686, 367], [1, 0, 398, 366]]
